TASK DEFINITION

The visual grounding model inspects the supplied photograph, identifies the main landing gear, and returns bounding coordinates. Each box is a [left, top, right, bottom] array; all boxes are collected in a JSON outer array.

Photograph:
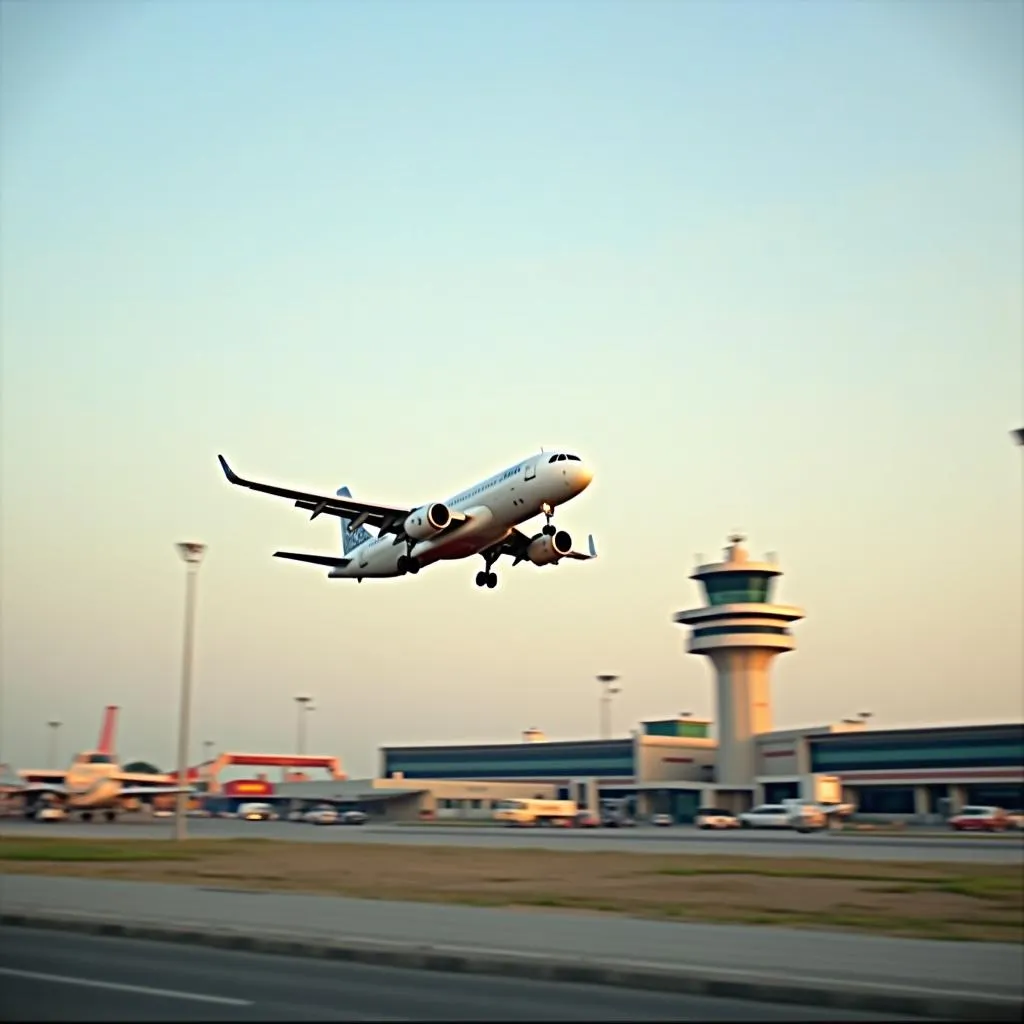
[[397, 554, 420, 575], [475, 551, 499, 589]]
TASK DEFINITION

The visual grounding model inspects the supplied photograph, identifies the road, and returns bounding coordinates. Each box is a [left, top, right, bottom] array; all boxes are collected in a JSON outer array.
[[2, 817, 1021, 863], [6, 875, 1022, 1004], [0, 927, 922, 1021]]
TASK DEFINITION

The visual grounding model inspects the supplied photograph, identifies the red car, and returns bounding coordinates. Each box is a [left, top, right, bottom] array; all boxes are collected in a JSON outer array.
[[949, 806, 1010, 832]]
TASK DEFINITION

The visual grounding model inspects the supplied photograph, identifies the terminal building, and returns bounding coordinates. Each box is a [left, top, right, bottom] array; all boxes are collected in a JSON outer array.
[[367, 535, 1023, 823]]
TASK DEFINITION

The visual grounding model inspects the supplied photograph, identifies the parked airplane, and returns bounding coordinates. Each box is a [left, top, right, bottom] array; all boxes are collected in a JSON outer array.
[[17, 706, 194, 822], [218, 449, 597, 588]]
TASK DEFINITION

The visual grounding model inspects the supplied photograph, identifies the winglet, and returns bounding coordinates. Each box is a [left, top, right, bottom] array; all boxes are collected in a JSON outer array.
[[588, 534, 597, 559], [217, 454, 243, 485]]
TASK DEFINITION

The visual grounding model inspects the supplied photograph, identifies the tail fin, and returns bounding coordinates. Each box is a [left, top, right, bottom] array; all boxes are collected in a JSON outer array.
[[97, 705, 119, 755], [337, 486, 373, 555]]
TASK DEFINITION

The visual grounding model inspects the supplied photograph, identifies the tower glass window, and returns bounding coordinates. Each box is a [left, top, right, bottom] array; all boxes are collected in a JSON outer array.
[[700, 572, 775, 606]]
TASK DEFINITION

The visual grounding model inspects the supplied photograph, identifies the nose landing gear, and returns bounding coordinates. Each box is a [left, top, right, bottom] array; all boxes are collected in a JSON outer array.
[[397, 555, 420, 575], [541, 502, 556, 536]]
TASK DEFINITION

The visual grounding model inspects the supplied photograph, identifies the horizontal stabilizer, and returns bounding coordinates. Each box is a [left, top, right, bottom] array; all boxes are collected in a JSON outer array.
[[564, 534, 598, 561], [274, 551, 352, 568]]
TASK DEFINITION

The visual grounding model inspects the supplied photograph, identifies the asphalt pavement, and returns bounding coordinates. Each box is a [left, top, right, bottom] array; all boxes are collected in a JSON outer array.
[[4, 875, 1022, 1007], [0, 927, 924, 1021], [2, 817, 1021, 863]]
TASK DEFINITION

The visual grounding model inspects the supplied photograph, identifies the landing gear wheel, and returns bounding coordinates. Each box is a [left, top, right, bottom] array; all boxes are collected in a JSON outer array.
[[105, 811, 118, 823], [475, 571, 487, 587], [398, 555, 420, 575], [486, 573, 497, 589], [542, 524, 556, 536]]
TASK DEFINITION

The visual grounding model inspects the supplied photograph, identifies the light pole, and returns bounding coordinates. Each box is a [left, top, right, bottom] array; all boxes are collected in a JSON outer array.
[[174, 541, 206, 841], [597, 675, 620, 740], [295, 696, 314, 755], [47, 721, 62, 768], [203, 739, 215, 762]]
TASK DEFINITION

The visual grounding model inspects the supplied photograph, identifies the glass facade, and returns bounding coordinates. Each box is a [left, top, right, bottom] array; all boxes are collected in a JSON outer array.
[[643, 719, 711, 738], [383, 740, 635, 780], [700, 571, 776, 606], [810, 728, 1024, 773], [692, 624, 791, 639]]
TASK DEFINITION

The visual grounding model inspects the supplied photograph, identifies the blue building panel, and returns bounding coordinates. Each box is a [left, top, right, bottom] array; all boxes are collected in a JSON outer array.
[[809, 724, 1024, 774], [383, 739, 635, 780]]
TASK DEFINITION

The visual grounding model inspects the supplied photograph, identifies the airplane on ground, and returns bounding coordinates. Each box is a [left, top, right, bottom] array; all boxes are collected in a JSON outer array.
[[218, 448, 598, 588], [17, 706, 195, 822]]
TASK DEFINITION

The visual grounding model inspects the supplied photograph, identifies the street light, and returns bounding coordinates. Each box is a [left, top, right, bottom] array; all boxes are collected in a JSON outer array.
[[295, 696, 315, 755], [174, 541, 207, 841], [597, 675, 620, 740], [47, 721, 62, 768]]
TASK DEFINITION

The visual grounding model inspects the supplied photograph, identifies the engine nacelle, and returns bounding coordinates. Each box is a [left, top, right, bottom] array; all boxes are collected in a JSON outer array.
[[527, 529, 572, 566], [404, 502, 452, 540]]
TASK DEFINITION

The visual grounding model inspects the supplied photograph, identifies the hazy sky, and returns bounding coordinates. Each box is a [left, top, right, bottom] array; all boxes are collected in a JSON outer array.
[[2, 0, 1022, 779]]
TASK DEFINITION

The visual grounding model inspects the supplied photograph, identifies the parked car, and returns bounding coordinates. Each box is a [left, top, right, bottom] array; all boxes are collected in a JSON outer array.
[[650, 813, 674, 827], [738, 804, 793, 829], [695, 807, 740, 830], [574, 811, 600, 828], [239, 802, 276, 822], [36, 806, 67, 822], [304, 806, 339, 825], [1005, 810, 1024, 831], [339, 810, 368, 825], [949, 806, 1011, 832]]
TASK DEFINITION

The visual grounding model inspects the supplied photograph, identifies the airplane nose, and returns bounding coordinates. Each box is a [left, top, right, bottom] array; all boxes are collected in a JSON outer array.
[[576, 463, 593, 489]]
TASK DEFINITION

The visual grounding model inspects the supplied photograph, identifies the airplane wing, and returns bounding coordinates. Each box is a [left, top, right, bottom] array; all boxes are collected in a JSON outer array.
[[488, 530, 598, 566], [118, 784, 195, 797], [564, 534, 598, 561], [19, 782, 70, 795], [218, 455, 414, 536]]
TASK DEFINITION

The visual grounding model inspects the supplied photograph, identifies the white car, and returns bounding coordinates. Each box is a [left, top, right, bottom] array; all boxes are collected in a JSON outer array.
[[738, 804, 793, 829], [695, 807, 740, 830], [36, 806, 67, 822], [304, 807, 339, 825], [238, 802, 276, 822]]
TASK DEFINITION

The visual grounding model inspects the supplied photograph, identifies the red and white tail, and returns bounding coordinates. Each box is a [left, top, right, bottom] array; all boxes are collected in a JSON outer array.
[[97, 705, 119, 755]]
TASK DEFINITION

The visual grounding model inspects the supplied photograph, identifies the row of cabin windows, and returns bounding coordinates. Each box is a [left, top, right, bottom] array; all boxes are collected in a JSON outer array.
[[451, 464, 525, 503]]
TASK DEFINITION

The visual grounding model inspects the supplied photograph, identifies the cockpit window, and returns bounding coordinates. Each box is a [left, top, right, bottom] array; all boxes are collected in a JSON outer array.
[[548, 455, 558, 463], [557, 453, 566, 461], [87, 754, 113, 764], [565, 454, 581, 461]]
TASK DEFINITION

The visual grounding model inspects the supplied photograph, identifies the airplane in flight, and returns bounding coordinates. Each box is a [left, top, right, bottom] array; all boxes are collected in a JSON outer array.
[[218, 448, 598, 588], [17, 706, 195, 822]]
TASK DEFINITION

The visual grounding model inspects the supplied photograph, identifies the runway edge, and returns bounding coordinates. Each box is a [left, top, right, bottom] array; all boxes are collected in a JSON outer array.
[[2, 910, 1020, 1022]]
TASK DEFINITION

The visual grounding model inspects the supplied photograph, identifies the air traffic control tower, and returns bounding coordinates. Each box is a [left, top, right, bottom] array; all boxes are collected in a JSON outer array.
[[673, 535, 805, 788]]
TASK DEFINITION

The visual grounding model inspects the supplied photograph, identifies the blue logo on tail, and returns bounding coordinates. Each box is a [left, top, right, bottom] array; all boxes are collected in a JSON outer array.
[[337, 487, 373, 555]]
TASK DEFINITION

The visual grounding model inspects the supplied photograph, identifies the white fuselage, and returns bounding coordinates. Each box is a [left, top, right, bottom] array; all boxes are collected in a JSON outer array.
[[331, 452, 592, 579]]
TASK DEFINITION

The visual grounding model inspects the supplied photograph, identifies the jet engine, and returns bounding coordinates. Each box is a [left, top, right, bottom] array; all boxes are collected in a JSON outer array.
[[527, 529, 572, 566], [403, 502, 452, 540]]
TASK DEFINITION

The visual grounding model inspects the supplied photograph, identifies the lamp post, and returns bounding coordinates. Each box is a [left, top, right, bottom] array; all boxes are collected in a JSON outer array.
[[47, 720, 62, 769], [295, 696, 314, 755], [597, 675, 620, 740], [174, 541, 206, 841]]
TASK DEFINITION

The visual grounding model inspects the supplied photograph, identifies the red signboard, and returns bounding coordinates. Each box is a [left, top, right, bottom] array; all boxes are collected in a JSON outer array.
[[224, 779, 274, 797]]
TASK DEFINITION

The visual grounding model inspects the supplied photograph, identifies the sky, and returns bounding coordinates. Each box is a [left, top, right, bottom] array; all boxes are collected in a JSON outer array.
[[1, 0, 1022, 779]]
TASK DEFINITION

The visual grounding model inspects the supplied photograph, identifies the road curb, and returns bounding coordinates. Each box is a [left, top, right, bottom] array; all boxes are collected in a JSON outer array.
[[2, 911, 1020, 1021]]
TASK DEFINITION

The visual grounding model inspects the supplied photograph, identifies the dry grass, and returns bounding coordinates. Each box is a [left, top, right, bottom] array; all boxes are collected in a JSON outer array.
[[2, 837, 1021, 942]]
